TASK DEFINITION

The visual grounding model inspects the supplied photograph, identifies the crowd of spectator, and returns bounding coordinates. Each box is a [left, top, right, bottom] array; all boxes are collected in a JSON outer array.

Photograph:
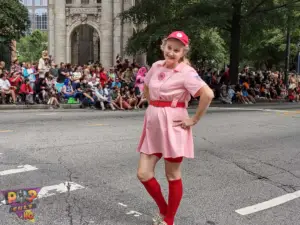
[[201, 66, 300, 104], [0, 51, 149, 110], [1, 52, 300, 110]]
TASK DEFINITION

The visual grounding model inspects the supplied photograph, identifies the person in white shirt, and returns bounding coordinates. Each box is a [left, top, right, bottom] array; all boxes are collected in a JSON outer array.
[[38, 50, 50, 79], [0, 73, 16, 104]]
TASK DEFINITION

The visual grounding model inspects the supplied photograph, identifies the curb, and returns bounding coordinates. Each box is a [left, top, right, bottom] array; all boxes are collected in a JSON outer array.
[[0, 104, 81, 110], [0, 100, 297, 110]]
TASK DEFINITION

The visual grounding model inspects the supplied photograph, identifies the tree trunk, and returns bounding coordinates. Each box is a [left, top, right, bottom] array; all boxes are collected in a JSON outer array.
[[229, 0, 242, 84]]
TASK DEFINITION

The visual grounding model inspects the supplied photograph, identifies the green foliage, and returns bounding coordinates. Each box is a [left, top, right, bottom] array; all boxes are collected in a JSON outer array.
[[189, 29, 228, 69], [119, 0, 227, 66], [120, 0, 300, 75], [0, 0, 30, 40], [17, 30, 48, 63]]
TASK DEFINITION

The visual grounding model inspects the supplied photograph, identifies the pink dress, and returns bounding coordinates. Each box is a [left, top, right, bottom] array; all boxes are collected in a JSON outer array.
[[135, 67, 147, 93], [137, 60, 207, 158]]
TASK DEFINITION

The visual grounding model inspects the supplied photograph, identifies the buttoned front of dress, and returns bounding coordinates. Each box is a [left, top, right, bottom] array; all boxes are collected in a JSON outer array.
[[137, 60, 207, 158]]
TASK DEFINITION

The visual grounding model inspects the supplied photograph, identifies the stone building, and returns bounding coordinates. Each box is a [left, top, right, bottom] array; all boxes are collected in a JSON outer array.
[[48, 0, 145, 68]]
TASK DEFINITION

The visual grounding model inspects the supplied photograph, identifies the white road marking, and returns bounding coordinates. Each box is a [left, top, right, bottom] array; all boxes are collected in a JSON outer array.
[[0, 165, 38, 176], [0, 130, 13, 133], [126, 210, 142, 217], [0, 182, 85, 206], [235, 190, 300, 215], [210, 107, 289, 113], [118, 203, 127, 207], [88, 124, 108, 127], [38, 182, 85, 198], [36, 113, 57, 116]]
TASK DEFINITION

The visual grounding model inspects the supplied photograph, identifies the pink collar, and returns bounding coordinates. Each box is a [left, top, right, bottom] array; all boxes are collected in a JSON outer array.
[[157, 60, 186, 72]]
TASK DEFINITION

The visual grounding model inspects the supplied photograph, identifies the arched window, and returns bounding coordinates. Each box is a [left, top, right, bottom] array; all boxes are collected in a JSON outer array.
[[66, 0, 72, 4], [81, 0, 89, 4]]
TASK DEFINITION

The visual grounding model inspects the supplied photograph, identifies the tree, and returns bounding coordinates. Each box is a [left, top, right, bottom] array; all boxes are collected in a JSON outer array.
[[189, 29, 228, 69], [120, 0, 300, 83], [119, 0, 227, 66], [179, 0, 300, 83], [17, 30, 48, 63], [0, 0, 30, 40]]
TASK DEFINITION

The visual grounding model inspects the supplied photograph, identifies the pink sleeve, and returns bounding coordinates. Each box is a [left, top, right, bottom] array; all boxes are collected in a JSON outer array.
[[184, 69, 207, 97], [144, 62, 157, 86]]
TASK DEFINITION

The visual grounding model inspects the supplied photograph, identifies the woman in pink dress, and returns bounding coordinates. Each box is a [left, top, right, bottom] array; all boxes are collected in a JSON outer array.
[[136, 31, 214, 225]]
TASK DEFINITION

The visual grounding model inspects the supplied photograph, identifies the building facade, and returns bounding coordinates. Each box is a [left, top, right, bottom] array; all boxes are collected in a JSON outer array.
[[48, 0, 145, 68], [20, 0, 48, 32]]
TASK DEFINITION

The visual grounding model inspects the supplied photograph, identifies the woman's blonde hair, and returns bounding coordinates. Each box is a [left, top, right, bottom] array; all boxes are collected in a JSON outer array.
[[160, 38, 191, 66]]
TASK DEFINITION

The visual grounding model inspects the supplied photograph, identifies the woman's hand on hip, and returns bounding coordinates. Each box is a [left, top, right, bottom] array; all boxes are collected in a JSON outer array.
[[173, 117, 197, 130]]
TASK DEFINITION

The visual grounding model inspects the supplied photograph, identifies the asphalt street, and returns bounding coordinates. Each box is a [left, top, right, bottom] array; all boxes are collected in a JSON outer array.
[[0, 104, 300, 225]]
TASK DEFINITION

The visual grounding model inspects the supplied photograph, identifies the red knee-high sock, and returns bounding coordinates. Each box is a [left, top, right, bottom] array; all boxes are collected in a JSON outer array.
[[164, 179, 183, 225], [141, 177, 168, 216]]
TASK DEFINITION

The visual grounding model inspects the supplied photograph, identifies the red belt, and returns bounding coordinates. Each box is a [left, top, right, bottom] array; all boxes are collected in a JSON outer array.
[[149, 100, 185, 108]]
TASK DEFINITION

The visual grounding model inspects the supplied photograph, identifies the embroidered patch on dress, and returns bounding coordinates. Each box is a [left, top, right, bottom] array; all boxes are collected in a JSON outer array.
[[158, 72, 166, 81]]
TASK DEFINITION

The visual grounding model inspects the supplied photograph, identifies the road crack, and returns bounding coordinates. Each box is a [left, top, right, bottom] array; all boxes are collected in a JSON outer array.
[[58, 157, 89, 225], [232, 162, 297, 193], [200, 136, 300, 193]]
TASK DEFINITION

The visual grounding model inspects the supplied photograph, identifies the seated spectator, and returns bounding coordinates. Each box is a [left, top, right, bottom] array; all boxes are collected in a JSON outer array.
[[0, 73, 17, 104], [127, 88, 138, 109], [78, 78, 96, 109], [242, 85, 255, 104], [61, 78, 75, 99], [235, 84, 248, 104], [35, 78, 49, 104], [108, 67, 116, 82], [219, 82, 232, 104], [111, 77, 121, 89], [296, 84, 300, 102], [137, 93, 148, 109], [9, 71, 23, 91], [94, 83, 107, 110], [47, 89, 60, 109], [19, 79, 34, 104], [104, 84, 118, 110], [288, 88, 296, 102], [112, 87, 124, 110], [228, 85, 235, 102], [71, 66, 82, 90]]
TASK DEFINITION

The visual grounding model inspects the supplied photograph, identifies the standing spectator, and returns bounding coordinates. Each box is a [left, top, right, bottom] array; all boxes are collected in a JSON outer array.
[[49, 62, 59, 79], [38, 51, 50, 79], [135, 67, 147, 95], [10, 58, 22, 74], [57, 63, 69, 84]]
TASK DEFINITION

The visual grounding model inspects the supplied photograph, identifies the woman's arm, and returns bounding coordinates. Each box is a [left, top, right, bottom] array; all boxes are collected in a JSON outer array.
[[192, 85, 214, 123], [143, 85, 150, 102]]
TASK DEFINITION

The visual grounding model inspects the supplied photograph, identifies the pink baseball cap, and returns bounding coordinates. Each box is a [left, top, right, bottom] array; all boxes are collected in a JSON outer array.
[[167, 31, 189, 46]]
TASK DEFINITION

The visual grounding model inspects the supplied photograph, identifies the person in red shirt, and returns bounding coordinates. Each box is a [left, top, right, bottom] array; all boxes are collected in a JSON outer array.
[[19, 79, 34, 104], [99, 68, 108, 87], [9, 71, 23, 92]]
